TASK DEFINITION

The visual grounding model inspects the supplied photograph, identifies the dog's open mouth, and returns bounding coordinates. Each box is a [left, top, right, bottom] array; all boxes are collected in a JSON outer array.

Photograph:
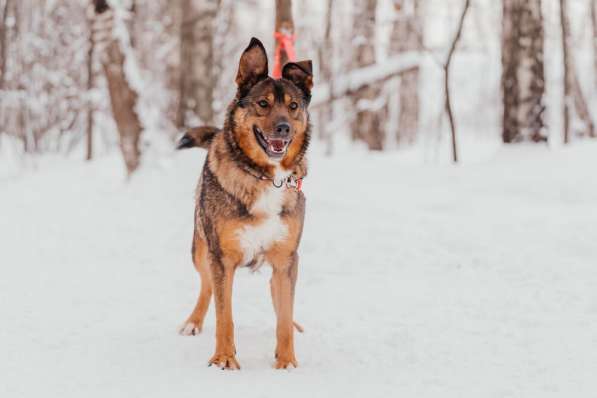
[[253, 126, 291, 158]]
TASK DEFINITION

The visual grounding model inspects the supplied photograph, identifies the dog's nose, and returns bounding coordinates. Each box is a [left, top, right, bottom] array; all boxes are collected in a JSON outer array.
[[275, 122, 291, 137]]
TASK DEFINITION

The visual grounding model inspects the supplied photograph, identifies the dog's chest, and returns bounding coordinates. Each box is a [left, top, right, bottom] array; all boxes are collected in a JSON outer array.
[[237, 184, 288, 266]]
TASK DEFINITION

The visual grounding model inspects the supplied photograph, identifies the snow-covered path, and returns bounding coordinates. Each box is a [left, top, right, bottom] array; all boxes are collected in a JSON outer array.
[[1, 143, 596, 397]]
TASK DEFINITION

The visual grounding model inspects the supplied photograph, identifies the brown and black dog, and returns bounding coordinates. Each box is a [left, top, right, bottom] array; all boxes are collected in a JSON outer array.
[[176, 38, 313, 370]]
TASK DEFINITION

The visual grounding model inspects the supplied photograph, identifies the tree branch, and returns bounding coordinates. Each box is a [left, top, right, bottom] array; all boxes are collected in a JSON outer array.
[[443, 0, 471, 163]]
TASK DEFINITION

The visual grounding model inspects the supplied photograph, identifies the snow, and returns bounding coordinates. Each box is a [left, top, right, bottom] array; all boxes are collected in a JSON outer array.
[[1, 141, 597, 397]]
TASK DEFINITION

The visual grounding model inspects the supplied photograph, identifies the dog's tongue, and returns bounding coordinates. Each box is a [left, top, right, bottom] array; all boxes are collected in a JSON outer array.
[[269, 139, 286, 152]]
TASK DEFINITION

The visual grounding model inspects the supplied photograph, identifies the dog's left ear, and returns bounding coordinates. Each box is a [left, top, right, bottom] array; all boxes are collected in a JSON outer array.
[[282, 60, 313, 103], [236, 37, 269, 91]]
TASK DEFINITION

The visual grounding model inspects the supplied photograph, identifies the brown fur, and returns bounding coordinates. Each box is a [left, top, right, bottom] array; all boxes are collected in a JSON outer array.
[[178, 38, 313, 370]]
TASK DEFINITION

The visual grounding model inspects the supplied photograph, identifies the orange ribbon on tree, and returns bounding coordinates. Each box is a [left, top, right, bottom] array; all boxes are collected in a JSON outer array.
[[272, 31, 296, 79]]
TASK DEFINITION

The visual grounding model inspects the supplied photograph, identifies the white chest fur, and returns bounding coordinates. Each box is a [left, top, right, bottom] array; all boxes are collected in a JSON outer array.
[[237, 169, 290, 266]]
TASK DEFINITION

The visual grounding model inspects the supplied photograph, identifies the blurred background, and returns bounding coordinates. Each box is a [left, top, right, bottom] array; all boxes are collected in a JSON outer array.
[[0, 0, 595, 175]]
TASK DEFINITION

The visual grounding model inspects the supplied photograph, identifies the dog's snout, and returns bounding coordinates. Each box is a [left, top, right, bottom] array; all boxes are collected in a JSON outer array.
[[275, 122, 291, 137]]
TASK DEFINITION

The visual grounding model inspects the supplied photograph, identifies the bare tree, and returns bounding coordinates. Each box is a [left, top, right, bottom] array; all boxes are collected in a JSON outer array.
[[317, 0, 334, 154], [390, 0, 421, 146], [0, 0, 10, 89], [501, 0, 547, 143], [93, 0, 143, 175], [176, 0, 221, 129], [351, 0, 386, 150], [1, 1, 89, 152], [273, 0, 295, 78], [86, 6, 95, 161], [561, 0, 572, 144], [592, 0, 597, 88], [560, 0, 595, 143], [443, 0, 470, 163]]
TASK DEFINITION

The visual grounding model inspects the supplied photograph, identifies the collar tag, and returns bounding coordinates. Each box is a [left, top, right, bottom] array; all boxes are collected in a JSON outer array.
[[285, 176, 302, 191]]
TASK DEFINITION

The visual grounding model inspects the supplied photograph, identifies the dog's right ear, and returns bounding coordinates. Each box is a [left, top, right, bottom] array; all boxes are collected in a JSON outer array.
[[235, 37, 269, 91]]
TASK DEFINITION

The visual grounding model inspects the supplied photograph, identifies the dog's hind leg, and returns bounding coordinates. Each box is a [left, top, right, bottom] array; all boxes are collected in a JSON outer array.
[[179, 237, 213, 336]]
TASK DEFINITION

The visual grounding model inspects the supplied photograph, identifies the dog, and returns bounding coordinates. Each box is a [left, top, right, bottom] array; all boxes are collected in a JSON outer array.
[[176, 37, 313, 370]]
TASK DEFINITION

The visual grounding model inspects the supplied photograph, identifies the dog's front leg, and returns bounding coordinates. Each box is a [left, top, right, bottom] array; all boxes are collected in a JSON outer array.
[[208, 258, 240, 370], [271, 253, 299, 369]]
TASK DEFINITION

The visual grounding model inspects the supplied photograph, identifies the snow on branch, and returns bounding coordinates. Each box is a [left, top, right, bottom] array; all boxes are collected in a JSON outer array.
[[311, 51, 420, 107]]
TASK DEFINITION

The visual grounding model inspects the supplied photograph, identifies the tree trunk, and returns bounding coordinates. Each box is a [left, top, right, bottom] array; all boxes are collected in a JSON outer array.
[[443, 0, 471, 164], [351, 0, 385, 151], [592, 0, 597, 89], [93, 0, 143, 175], [176, 0, 220, 129], [390, 0, 420, 146], [318, 0, 334, 155], [501, 0, 547, 143], [86, 6, 95, 161], [560, 0, 595, 142], [0, 0, 10, 89], [273, 0, 294, 78]]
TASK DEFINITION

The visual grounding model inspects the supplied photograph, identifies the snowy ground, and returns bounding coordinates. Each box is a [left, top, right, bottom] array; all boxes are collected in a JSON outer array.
[[1, 141, 597, 397]]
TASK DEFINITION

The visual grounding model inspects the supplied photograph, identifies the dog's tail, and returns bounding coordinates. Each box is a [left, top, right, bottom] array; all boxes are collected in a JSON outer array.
[[176, 126, 220, 150]]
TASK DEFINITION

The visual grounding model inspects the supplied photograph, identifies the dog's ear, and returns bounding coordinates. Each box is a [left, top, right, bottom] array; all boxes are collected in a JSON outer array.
[[235, 37, 268, 91], [282, 60, 313, 102]]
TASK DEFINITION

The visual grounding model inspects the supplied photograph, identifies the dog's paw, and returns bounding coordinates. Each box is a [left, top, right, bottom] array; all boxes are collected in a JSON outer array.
[[178, 321, 202, 336], [208, 353, 241, 370], [274, 352, 298, 369], [274, 357, 298, 370]]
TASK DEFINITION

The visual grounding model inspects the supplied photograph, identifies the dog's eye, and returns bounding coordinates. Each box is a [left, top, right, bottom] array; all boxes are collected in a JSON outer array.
[[258, 100, 269, 108], [289, 102, 299, 110]]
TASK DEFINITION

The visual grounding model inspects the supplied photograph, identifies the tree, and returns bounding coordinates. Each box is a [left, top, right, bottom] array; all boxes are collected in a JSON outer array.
[[501, 0, 547, 143], [443, 0, 470, 163], [0, 0, 10, 89], [1, 1, 88, 152], [176, 0, 221, 129], [592, 0, 597, 89], [93, 0, 143, 175], [351, 0, 386, 150], [273, 0, 295, 78], [390, 0, 420, 146], [559, 0, 595, 143], [86, 6, 96, 161], [317, 0, 334, 155]]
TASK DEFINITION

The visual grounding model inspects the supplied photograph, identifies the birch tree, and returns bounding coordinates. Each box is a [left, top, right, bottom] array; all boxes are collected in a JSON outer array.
[[501, 0, 547, 143], [560, 0, 595, 143]]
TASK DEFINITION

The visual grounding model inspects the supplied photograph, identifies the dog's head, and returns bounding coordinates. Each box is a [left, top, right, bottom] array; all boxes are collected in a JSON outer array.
[[229, 38, 312, 169]]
